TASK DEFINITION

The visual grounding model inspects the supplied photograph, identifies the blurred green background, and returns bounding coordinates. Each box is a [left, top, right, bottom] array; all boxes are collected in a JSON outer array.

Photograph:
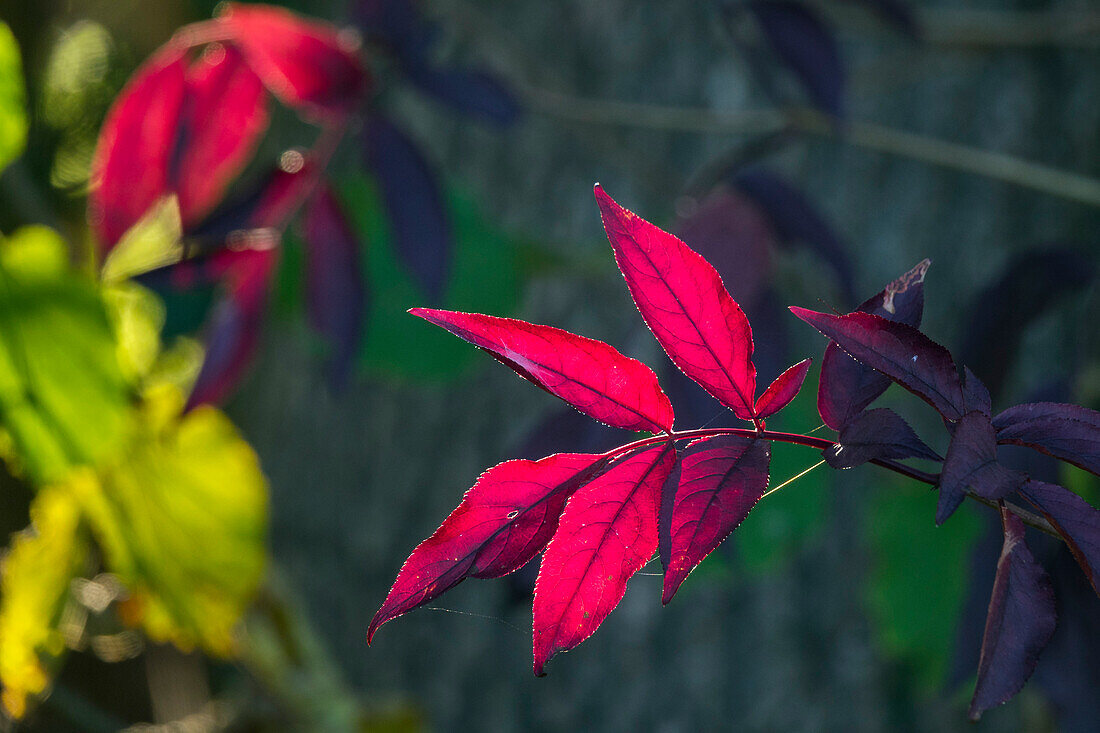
[[2, 0, 1099, 730]]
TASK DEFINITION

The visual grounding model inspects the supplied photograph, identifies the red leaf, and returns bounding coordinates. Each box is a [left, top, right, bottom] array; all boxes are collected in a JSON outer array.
[[662, 436, 770, 604], [753, 358, 811, 420], [993, 402, 1100, 478], [594, 185, 757, 419], [1020, 480, 1100, 598], [410, 308, 674, 433], [791, 307, 965, 421], [533, 442, 676, 675], [822, 407, 940, 469], [968, 507, 1056, 721], [368, 452, 609, 644], [175, 44, 270, 227], [816, 259, 928, 429], [89, 46, 187, 249], [937, 411, 1025, 525], [221, 3, 367, 120]]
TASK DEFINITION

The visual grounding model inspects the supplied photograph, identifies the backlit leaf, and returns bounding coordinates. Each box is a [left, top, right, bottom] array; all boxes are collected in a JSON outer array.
[[0, 21, 27, 174], [533, 442, 676, 675], [753, 358, 811, 420], [412, 308, 674, 433], [368, 452, 610, 643], [968, 507, 1056, 721], [662, 435, 770, 604], [595, 185, 757, 419]]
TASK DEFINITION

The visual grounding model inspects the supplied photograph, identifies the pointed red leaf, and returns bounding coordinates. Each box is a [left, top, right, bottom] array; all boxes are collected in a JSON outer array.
[[993, 402, 1100, 478], [968, 507, 1056, 721], [754, 358, 811, 419], [368, 452, 609, 644], [791, 307, 965, 421], [221, 3, 367, 120], [533, 442, 676, 675], [817, 259, 928, 429], [594, 185, 757, 419], [1020, 480, 1100, 597], [410, 308, 674, 433], [175, 44, 270, 227], [937, 411, 1025, 525], [823, 407, 940, 469], [662, 436, 770, 604], [88, 46, 187, 249], [302, 183, 366, 388]]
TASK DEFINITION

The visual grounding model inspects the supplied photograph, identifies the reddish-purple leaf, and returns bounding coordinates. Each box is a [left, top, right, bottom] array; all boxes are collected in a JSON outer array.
[[363, 115, 452, 302], [368, 451, 608, 644], [792, 307, 965, 421], [968, 507, 1056, 721], [302, 184, 366, 388], [754, 358, 811, 420], [993, 402, 1100, 478], [823, 407, 940, 469], [222, 3, 367, 120], [186, 247, 276, 408], [174, 44, 270, 228], [662, 436, 770, 604], [595, 185, 757, 419], [816, 259, 928, 429], [533, 443, 676, 675], [937, 411, 1026, 525], [88, 46, 187, 249], [1020, 480, 1100, 597], [745, 1, 846, 117], [410, 308, 674, 433]]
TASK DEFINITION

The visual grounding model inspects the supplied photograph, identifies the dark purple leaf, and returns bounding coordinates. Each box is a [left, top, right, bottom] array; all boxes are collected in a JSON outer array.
[[302, 184, 366, 388], [937, 411, 1025, 525], [993, 402, 1100, 478], [1020, 480, 1100, 597], [792, 306, 965, 422], [823, 407, 940, 469], [745, 1, 846, 117], [968, 507, 1056, 721], [815, 260, 928, 429], [362, 115, 451, 302], [963, 366, 992, 416], [404, 66, 521, 126], [730, 169, 855, 302]]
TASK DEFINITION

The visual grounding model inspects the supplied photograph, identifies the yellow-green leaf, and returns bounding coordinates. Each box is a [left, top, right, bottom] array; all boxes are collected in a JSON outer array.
[[0, 21, 27, 174], [71, 387, 267, 655], [0, 482, 87, 718]]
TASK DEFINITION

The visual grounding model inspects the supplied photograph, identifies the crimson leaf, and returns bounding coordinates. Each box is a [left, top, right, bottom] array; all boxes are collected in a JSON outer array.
[[968, 507, 1056, 721], [222, 3, 367, 120], [89, 46, 187, 249], [174, 45, 270, 228], [993, 402, 1100, 478], [823, 407, 940, 469], [1020, 480, 1100, 597], [753, 358, 811, 420], [302, 184, 366, 388], [816, 259, 927, 429], [368, 452, 610, 643], [791, 307, 965, 421], [937, 411, 1025, 525], [533, 442, 676, 675], [661, 436, 770, 604], [595, 185, 757, 419]]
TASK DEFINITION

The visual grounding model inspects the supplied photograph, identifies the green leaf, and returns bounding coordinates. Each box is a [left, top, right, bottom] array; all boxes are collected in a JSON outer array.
[[70, 387, 267, 655], [866, 478, 980, 691], [0, 483, 87, 718], [0, 21, 27, 174], [0, 227, 132, 483]]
